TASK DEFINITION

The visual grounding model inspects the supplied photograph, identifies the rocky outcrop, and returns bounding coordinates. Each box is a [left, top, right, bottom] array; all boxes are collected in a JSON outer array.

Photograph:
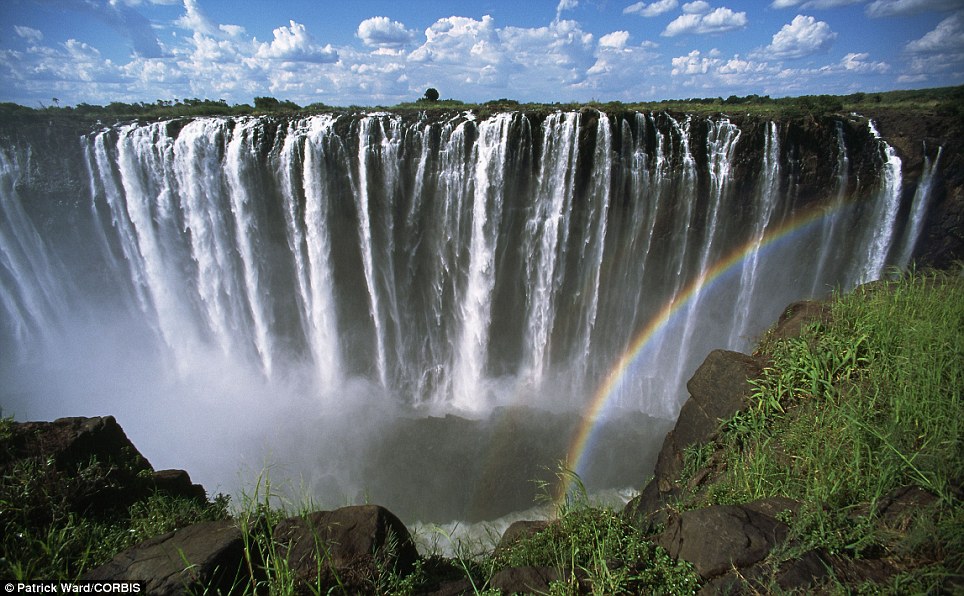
[[624, 349, 762, 529], [273, 504, 419, 593], [655, 499, 792, 579], [0, 415, 205, 518], [82, 520, 249, 595]]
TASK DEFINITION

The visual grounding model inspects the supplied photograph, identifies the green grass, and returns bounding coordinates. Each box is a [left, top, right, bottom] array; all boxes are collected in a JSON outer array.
[[0, 454, 229, 580], [689, 267, 963, 590]]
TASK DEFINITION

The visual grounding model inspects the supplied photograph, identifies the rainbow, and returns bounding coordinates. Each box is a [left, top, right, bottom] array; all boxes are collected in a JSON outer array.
[[559, 203, 845, 503]]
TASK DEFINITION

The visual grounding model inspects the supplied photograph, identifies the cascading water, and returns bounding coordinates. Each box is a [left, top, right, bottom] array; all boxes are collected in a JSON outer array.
[[0, 110, 938, 522]]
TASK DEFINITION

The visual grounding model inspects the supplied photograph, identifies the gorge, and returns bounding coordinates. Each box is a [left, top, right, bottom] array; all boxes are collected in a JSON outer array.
[[0, 106, 959, 523]]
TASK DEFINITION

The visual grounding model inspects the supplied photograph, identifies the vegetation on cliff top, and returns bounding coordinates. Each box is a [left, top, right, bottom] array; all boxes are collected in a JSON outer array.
[[0, 85, 960, 123]]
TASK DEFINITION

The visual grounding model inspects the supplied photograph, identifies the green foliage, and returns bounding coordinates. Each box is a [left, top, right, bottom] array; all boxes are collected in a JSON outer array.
[[0, 85, 959, 124], [699, 268, 963, 587], [0, 453, 228, 580], [491, 505, 698, 594]]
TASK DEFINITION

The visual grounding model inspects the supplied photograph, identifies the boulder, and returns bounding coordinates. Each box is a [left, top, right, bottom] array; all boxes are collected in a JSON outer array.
[[152, 468, 207, 503], [272, 504, 418, 593], [489, 565, 566, 594], [0, 416, 155, 516], [82, 520, 249, 595], [494, 520, 550, 556], [699, 548, 834, 595], [625, 350, 761, 525], [656, 501, 789, 579]]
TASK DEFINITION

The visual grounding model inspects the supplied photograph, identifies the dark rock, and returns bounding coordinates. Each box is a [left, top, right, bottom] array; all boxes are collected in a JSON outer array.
[[656, 503, 789, 579], [494, 520, 550, 555], [699, 548, 833, 595], [82, 520, 249, 595], [152, 469, 207, 502], [624, 350, 761, 526], [1, 416, 151, 475], [489, 566, 565, 594], [876, 485, 938, 531], [764, 300, 829, 344], [741, 496, 800, 520], [0, 416, 155, 516], [421, 577, 476, 596], [272, 504, 418, 593]]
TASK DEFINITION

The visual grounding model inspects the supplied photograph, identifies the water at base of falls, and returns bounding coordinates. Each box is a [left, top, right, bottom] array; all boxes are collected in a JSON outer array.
[[0, 111, 929, 523]]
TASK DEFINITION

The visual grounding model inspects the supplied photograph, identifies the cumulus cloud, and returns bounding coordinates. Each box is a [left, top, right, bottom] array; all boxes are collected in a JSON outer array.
[[662, 7, 748, 36], [866, 0, 963, 17], [14, 26, 44, 44], [357, 17, 416, 50], [683, 1, 711, 12], [904, 12, 964, 52], [176, 0, 217, 36], [839, 52, 890, 72], [557, 0, 579, 18], [599, 31, 631, 48], [764, 15, 837, 58], [671, 49, 721, 74], [623, 0, 679, 17], [256, 21, 338, 63], [409, 15, 499, 64]]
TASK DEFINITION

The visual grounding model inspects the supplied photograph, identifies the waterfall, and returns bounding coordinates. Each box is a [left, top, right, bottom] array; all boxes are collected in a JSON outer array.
[[0, 110, 939, 519], [731, 121, 780, 346], [810, 120, 850, 294], [894, 145, 942, 270], [858, 120, 904, 283]]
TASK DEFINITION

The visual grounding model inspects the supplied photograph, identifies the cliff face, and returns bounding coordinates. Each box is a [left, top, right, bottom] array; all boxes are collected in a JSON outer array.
[[0, 108, 959, 518], [860, 108, 963, 268], [1, 108, 959, 408]]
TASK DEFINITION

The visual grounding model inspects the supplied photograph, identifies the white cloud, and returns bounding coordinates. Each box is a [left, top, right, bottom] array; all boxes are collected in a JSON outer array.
[[599, 31, 631, 48], [219, 24, 246, 38], [176, 0, 216, 35], [557, 0, 579, 18], [357, 17, 416, 49], [255, 21, 338, 63], [764, 15, 836, 58], [682, 1, 711, 13], [411, 16, 492, 63], [663, 7, 748, 36], [840, 52, 890, 72], [14, 26, 44, 44], [671, 49, 720, 74], [905, 12, 964, 52], [623, 0, 679, 17], [866, 0, 963, 17]]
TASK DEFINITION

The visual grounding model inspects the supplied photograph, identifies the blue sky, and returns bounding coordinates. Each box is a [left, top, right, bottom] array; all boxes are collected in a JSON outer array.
[[0, 0, 961, 107]]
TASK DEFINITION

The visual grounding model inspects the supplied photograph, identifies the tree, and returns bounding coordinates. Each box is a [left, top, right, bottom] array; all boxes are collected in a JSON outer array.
[[423, 88, 440, 102]]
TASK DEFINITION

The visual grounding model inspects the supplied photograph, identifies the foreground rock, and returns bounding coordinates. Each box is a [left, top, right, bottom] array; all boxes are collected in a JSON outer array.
[[624, 349, 762, 530], [0, 415, 205, 517], [273, 504, 419, 593], [655, 499, 793, 579], [83, 520, 249, 595]]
